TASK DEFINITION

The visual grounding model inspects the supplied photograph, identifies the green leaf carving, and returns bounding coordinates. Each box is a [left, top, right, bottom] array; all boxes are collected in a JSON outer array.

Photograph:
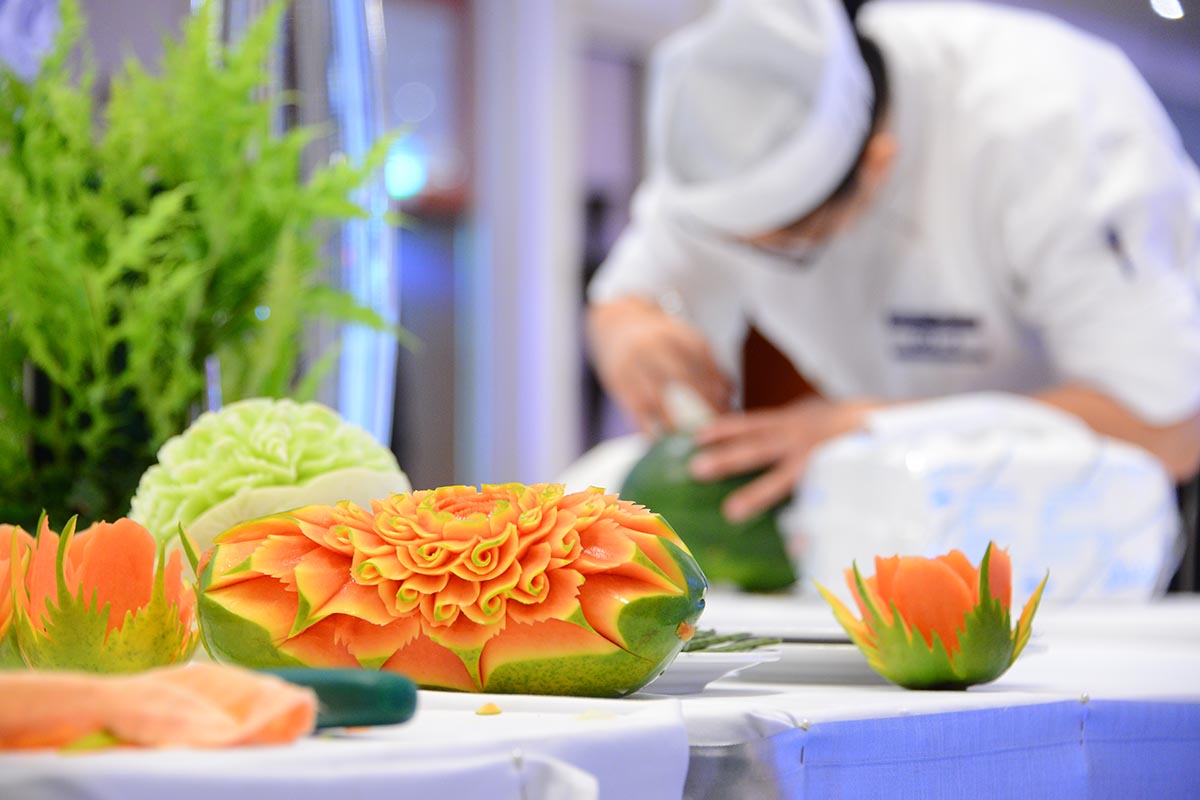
[[99, 546, 197, 670]]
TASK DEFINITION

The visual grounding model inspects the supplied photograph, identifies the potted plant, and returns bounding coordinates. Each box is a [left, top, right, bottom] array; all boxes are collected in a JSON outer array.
[[0, 0, 402, 528]]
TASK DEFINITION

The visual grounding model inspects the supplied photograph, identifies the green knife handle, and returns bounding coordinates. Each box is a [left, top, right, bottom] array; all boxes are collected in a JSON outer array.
[[262, 668, 418, 729]]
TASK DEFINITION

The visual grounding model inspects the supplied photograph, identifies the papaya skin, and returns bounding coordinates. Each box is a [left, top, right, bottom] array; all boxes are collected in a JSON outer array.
[[622, 434, 797, 592]]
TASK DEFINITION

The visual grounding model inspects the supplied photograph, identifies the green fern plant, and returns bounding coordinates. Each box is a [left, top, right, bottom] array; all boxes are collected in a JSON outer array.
[[0, 0, 404, 529]]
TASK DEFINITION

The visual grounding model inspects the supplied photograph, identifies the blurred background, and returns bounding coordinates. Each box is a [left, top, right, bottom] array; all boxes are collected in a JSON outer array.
[[8, 0, 1200, 490]]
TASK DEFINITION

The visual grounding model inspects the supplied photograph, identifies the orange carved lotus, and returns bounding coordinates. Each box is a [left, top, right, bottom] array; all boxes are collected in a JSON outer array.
[[197, 484, 708, 696], [11, 516, 198, 672], [817, 542, 1047, 689]]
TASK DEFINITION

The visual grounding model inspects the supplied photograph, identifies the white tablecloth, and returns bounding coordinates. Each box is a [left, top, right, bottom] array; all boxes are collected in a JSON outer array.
[[3, 595, 1197, 799], [0, 693, 689, 800]]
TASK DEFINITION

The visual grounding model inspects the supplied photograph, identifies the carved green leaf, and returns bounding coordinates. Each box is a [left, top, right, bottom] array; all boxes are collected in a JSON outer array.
[[0, 627, 24, 669], [17, 583, 112, 671], [947, 544, 1015, 685], [98, 547, 197, 671], [1012, 570, 1050, 663]]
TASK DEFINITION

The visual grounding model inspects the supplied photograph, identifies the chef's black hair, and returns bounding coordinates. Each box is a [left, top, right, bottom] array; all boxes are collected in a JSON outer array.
[[858, 35, 890, 133], [842, 0, 870, 22], [825, 33, 890, 203]]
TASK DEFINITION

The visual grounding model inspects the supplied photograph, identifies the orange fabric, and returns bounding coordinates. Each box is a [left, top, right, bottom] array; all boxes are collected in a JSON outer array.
[[0, 664, 316, 750]]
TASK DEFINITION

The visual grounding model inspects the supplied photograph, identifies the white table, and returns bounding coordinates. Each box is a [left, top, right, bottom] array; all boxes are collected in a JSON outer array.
[[3, 596, 1197, 799], [0, 693, 689, 800]]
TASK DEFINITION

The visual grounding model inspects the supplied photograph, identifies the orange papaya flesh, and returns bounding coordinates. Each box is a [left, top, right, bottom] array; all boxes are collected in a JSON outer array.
[[290, 548, 393, 633], [277, 616, 363, 669], [201, 538, 264, 591], [573, 518, 638, 572], [935, 550, 978, 598], [623, 525, 693, 588], [615, 537, 707, 654], [162, 548, 197, 633], [985, 546, 1013, 609], [69, 520, 158, 636], [821, 542, 1039, 690], [23, 522, 62, 634], [504, 567, 585, 626], [382, 632, 479, 693], [888, 556, 975, 653], [331, 616, 420, 670], [580, 573, 683, 652]]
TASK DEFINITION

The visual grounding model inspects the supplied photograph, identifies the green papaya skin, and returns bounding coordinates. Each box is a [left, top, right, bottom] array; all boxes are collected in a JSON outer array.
[[622, 433, 797, 592]]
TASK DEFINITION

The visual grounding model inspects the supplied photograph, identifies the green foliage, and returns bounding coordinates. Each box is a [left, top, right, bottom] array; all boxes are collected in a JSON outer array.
[[0, 0, 401, 528]]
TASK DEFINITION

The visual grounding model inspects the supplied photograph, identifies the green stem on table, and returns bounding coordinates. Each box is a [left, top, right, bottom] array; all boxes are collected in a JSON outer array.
[[684, 630, 783, 653]]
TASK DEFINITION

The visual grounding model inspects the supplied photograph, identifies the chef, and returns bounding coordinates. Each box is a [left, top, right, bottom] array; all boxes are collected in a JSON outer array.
[[587, 0, 1200, 522]]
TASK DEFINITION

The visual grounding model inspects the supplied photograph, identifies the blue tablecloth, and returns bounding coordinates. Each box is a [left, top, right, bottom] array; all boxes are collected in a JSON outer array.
[[680, 594, 1200, 799], [684, 699, 1200, 798]]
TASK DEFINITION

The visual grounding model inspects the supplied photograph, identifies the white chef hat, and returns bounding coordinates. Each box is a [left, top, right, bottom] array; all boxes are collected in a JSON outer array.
[[648, 0, 874, 237]]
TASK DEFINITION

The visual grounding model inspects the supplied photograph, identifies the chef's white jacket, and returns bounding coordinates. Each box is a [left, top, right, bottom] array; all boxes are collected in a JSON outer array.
[[589, 2, 1200, 425]]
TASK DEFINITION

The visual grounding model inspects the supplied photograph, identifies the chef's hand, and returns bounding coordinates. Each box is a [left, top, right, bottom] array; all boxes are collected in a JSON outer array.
[[689, 398, 878, 522], [587, 297, 734, 433]]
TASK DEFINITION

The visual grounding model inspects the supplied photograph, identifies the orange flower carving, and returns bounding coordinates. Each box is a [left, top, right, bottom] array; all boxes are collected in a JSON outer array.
[[817, 542, 1047, 689], [10, 517, 198, 672], [197, 484, 708, 696]]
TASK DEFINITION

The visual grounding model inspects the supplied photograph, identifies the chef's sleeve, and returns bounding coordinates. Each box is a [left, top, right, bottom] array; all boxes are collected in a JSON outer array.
[[987, 44, 1200, 426], [587, 181, 748, 381]]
